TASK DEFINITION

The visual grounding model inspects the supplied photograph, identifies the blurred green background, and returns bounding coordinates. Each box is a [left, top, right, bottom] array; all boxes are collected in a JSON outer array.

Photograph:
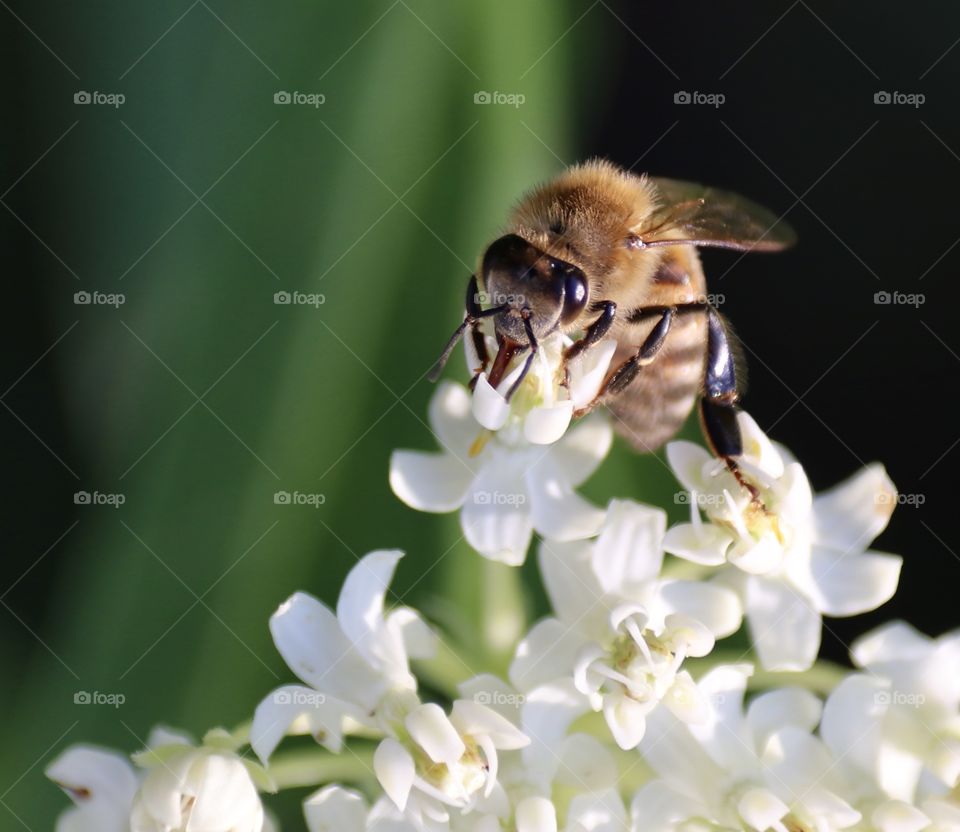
[[5, 0, 959, 828], [0, 2, 650, 827]]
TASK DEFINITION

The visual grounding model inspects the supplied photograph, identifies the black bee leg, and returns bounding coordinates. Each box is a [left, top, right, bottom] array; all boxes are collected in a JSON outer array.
[[429, 275, 506, 382], [565, 301, 617, 362], [604, 307, 675, 396], [505, 309, 539, 401], [698, 309, 759, 501]]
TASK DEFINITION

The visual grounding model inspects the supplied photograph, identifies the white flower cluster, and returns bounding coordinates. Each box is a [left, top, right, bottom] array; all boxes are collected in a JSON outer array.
[[48, 329, 956, 832]]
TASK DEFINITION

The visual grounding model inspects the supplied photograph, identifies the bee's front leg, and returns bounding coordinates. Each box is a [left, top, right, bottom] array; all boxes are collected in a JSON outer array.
[[564, 301, 617, 363]]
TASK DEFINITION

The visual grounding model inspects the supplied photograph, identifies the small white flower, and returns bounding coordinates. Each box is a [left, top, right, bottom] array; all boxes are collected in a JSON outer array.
[[390, 381, 610, 565], [303, 784, 418, 831], [510, 500, 742, 749], [664, 411, 902, 671], [373, 697, 529, 818], [634, 664, 865, 832], [46, 745, 138, 832], [128, 728, 271, 832], [821, 621, 960, 802], [466, 327, 617, 445], [252, 550, 437, 763]]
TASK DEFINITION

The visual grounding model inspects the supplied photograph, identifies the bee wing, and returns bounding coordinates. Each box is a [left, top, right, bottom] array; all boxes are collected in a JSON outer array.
[[640, 177, 796, 252]]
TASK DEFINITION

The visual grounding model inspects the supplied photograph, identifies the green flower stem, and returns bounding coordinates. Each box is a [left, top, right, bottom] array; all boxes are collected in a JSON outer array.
[[748, 660, 848, 695], [267, 746, 377, 792], [481, 557, 527, 669]]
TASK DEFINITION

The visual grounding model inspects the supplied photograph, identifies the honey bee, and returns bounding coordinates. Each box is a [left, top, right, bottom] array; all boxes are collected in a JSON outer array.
[[430, 159, 795, 485]]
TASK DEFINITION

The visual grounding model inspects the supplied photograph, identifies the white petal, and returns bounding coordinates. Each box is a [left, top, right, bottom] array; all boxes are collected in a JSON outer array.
[[728, 534, 785, 575], [461, 461, 533, 565], [509, 618, 586, 692], [251, 685, 351, 762], [567, 339, 617, 409], [631, 781, 701, 832], [688, 664, 755, 771], [525, 471, 605, 542], [603, 689, 650, 750], [146, 726, 194, 749], [389, 450, 474, 512], [737, 787, 790, 831], [806, 548, 901, 617], [458, 674, 522, 722], [304, 785, 368, 832], [663, 671, 710, 723], [515, 796, 557, 832], [386, 607, 437, 661], [524, 401, 574, 445], [450, 700, 529, 749], [640, 707, 724, 791], [745, 576, 821, 672], [814, 462, 896, 551], [405, 703, 465, 765], [592, 500, 666, 592], [550, 414, 613, 487], [537, 538, 607, 633], [186, 753, 262, 831], [555, 735, 618, 791], [659, 579, 743, 639], [666, 440, 715, 494], [746, 687, 823, 752], [429, 380, 478, 454], [520, 680, 591, 781], [472, 373, 511, 431], [565, 788, 627, 832], [270, 592, 383, 709], [662, 523, 731, 566], [337, 550, 412, 684], [851, 620, 932, 666], [872, 800, 931, 832], [374, 739, 415, 811], [737, 411, 785, 478], [820, 674, 887, 788], [46, 745, 138, 811]]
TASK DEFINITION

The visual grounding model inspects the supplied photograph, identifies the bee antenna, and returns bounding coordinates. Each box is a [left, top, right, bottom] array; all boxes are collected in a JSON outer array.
[[428, 318, 470, 382], [428, 304, 509, 383]]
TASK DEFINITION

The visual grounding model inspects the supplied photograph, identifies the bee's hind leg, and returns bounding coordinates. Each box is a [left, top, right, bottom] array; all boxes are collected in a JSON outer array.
[[698, 308, 760, 502]]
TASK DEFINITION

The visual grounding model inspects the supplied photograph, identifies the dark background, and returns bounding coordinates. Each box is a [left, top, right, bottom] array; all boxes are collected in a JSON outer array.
[[2, 1, 957, 827]]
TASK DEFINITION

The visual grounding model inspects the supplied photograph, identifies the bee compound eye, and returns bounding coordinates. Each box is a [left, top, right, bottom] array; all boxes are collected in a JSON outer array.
[[561, 267, 588, 324]]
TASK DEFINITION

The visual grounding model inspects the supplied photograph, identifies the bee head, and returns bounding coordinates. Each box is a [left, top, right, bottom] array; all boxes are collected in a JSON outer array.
[[480, 234, 588, 344]]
